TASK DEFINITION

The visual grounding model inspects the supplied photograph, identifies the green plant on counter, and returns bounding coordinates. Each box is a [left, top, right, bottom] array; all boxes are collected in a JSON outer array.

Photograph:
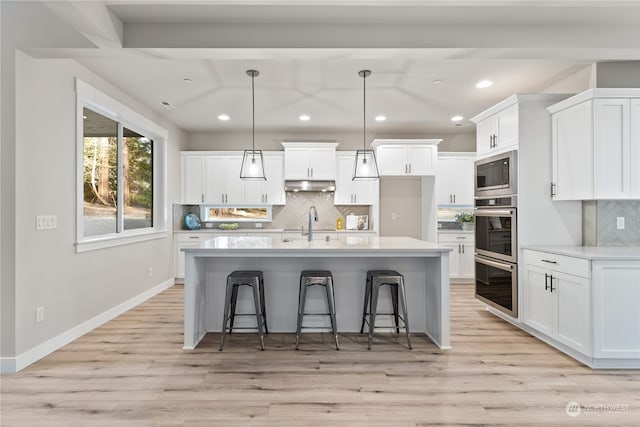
[[455, 213, 474, 224]]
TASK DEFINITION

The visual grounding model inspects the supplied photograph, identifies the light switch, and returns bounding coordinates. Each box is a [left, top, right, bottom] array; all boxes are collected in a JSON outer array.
[[391, 212, 397, 220], [616, 217, 625, 230], [36, 215, 57, 230]]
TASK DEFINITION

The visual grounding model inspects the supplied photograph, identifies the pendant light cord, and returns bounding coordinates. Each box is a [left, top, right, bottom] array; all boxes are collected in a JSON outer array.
[[251, 72, 256, 159], [362, 72, 366, 151]]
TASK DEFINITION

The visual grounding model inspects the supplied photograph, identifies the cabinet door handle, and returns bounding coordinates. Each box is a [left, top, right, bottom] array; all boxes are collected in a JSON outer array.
[[541, 259, 557, 264], [549, 275, 555, 292], [221, 194, 225, 203], [265, 194, 268, 203], [550, 182, 556, 197], [449, 194, 452, 203], [409, 164, 412, 174], [201, 194, 204, 203], [453, 194, 456, 203], [353, 194, 357, 203], [544, 273, 549, 291], [310, 167, 313, 178]]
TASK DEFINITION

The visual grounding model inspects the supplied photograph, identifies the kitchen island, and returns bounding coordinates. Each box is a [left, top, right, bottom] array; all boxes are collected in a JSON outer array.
[[182, 235, 451, 350]]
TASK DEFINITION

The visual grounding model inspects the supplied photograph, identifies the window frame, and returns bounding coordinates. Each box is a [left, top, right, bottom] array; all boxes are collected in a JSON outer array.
[[75, 78, 168, 253]]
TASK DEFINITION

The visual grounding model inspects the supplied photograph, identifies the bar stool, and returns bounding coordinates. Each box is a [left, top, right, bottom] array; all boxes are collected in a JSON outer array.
[[360, 270, 412, 350], [219, 270, 267, 351], [296, 270, 339, 350]]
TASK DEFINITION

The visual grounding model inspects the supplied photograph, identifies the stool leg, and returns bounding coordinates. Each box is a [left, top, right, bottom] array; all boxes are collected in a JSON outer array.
[[391, 284, 400, 333], [251, 282, 265, 351], [325, 279, 339, 350], [219, 278, 234, 351], [368, 282, 379, 350], [360, 275, 371, 333], [229, 284, 240, 333], [398, 278, 412, 350], [259, 276, 268, 334], [295, 278, 307, 350]]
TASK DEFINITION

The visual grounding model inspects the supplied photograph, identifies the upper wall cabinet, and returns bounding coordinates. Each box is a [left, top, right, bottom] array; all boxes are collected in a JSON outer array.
[[472, 103, 518, 158], [436, 153, 475, 206], [282, 142, 338, 180], [180, 151, 286, 205], [371, 139, 441, 176], [334, 152, 379, 205], [547, 89, 640, 200], [243, 154, 286, 205]]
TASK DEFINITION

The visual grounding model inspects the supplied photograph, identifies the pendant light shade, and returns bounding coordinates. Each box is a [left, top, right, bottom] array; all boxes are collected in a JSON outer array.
[[353, 70, 379, 180], [240, 70, 266, 180]]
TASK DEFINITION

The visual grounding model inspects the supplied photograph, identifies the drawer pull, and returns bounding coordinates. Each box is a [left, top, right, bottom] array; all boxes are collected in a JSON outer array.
[[189, 236, 199, 239], [456, 236, 467, 239], [541, 259, 557, 264]]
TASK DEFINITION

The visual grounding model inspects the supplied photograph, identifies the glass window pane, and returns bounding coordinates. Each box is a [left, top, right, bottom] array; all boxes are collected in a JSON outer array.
[[83, 108, 118, 237], [123, 127, 153, 230]]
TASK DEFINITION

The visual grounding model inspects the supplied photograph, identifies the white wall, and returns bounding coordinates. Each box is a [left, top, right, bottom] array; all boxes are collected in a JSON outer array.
[[12, 52, 186, 359], [188, 131, 475, 152], [1, 0, 187, 370]]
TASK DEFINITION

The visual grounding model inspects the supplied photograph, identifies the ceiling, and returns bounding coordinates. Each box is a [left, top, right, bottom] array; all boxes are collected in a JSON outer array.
[[33, 1, 640, 136]]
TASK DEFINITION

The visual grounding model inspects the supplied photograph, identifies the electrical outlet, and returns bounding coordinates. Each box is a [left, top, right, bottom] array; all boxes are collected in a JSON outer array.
[[255, 223, 263, 228], [147, 267, 153, 277], [617, 217, 625, 230], [391, 212, 397, 220], [36, 307, 44, 323]]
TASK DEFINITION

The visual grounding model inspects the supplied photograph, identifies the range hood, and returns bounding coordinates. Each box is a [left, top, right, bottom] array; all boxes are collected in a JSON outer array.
[[284, 180, 336, 192]]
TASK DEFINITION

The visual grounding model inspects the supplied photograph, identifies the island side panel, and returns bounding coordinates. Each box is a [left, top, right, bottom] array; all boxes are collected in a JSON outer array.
[[424, 252, 451, 349], [201, 256, 430, 335], [183, 252, 208, 349]]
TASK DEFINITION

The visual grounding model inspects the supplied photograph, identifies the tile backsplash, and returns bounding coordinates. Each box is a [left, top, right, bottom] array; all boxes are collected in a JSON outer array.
[[583, 200, 640, 247], [173, 192, 370, 231]]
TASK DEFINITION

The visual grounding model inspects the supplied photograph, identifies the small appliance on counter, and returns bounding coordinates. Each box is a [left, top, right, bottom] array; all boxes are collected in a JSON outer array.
[[184, 213, 201, 230], [346, 214, 368, 230]]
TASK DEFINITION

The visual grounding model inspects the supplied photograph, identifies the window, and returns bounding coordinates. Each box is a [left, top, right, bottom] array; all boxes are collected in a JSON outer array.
[[76, 79, 166, 252]]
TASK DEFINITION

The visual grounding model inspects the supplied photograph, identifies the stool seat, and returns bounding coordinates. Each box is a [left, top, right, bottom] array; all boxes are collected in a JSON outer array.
[[361, 270, 412, 350], [296, 270, 339, 350], [219, 270, 267, 351]]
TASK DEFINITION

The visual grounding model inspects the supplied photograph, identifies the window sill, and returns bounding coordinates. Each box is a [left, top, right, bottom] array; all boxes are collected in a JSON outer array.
[[75, 230, 169, 253]]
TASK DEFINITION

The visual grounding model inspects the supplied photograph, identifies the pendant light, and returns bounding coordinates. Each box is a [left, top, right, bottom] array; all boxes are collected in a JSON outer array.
[[353, 69, 379, 180], [240, 69, 266, 180]]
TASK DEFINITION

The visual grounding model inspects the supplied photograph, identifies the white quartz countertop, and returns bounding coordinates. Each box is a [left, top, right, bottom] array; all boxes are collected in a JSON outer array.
[[174, 229, 376, 234], [182, 235, 450, 256], [523, 245, 640, 261]]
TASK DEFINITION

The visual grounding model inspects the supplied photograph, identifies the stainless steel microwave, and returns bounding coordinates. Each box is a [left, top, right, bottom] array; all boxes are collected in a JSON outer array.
[[475, 150, 517, 197]]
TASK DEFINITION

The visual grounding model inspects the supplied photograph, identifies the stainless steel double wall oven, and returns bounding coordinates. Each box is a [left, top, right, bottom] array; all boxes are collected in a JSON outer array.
[[474, 150, 518, 317]]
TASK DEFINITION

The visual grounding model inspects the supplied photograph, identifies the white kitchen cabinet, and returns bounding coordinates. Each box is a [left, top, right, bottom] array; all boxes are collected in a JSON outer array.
[[334, 153, 378, 205], [205, 156, 244, 204], [548, 89, 640, 200], [244, 154, 286, 205], [174, 233, 213, 281], [523, 250, 591, 357], [282, 142, 338, 180], [181, 155, 206, 204], [437, 232, 474, 282], [436, 154, 474, 206], [371, 139, 440, 176], [473, 103, 518, 158]]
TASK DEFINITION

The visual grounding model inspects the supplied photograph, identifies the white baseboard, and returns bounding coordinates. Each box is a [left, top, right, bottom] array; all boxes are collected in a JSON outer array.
[[1, 279, 174, 374]]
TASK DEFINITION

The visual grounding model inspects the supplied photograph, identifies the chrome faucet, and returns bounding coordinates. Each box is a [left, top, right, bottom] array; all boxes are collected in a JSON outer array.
[[307, 205, 319, 241]]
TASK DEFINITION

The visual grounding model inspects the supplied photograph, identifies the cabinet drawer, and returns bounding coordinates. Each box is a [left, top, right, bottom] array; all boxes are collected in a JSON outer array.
[[523, 250, 590, 278], [438, 232, 475, 244], [176, 233, 213, 243]]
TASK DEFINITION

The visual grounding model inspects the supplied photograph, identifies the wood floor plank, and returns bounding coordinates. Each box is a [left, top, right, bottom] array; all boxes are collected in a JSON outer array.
[[1, 284, 638, 426]]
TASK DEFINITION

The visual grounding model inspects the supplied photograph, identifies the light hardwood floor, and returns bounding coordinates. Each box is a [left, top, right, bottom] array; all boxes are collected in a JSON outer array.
[[1, 284, 638, 426]]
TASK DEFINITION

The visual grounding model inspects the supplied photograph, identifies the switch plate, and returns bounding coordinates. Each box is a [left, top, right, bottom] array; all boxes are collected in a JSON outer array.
[[617, 217, 625, 230], [147, 267, 153, 277], [36, 306, 44, 323], [36, 215, 57, 230], [391, 212, 397, 220]]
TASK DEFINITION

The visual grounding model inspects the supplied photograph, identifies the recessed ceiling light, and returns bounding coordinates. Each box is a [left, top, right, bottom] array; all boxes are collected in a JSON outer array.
[[476, 80, 493, 89], [451, 115, 464, 122], [375, 115, 387, 122], [183, 78, 193, 83], [218, 114, 230, 121], [432, 79, 443, 85], [299, 114, 310, 121]]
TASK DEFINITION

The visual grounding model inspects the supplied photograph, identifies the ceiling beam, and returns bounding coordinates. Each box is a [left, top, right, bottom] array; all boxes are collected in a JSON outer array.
[[43, 1, 123, 49]]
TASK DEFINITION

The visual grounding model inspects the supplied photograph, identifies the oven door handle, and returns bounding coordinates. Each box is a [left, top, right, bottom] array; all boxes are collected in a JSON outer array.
[[474, 209, 514, 216], [475, 255, 514, 271]]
